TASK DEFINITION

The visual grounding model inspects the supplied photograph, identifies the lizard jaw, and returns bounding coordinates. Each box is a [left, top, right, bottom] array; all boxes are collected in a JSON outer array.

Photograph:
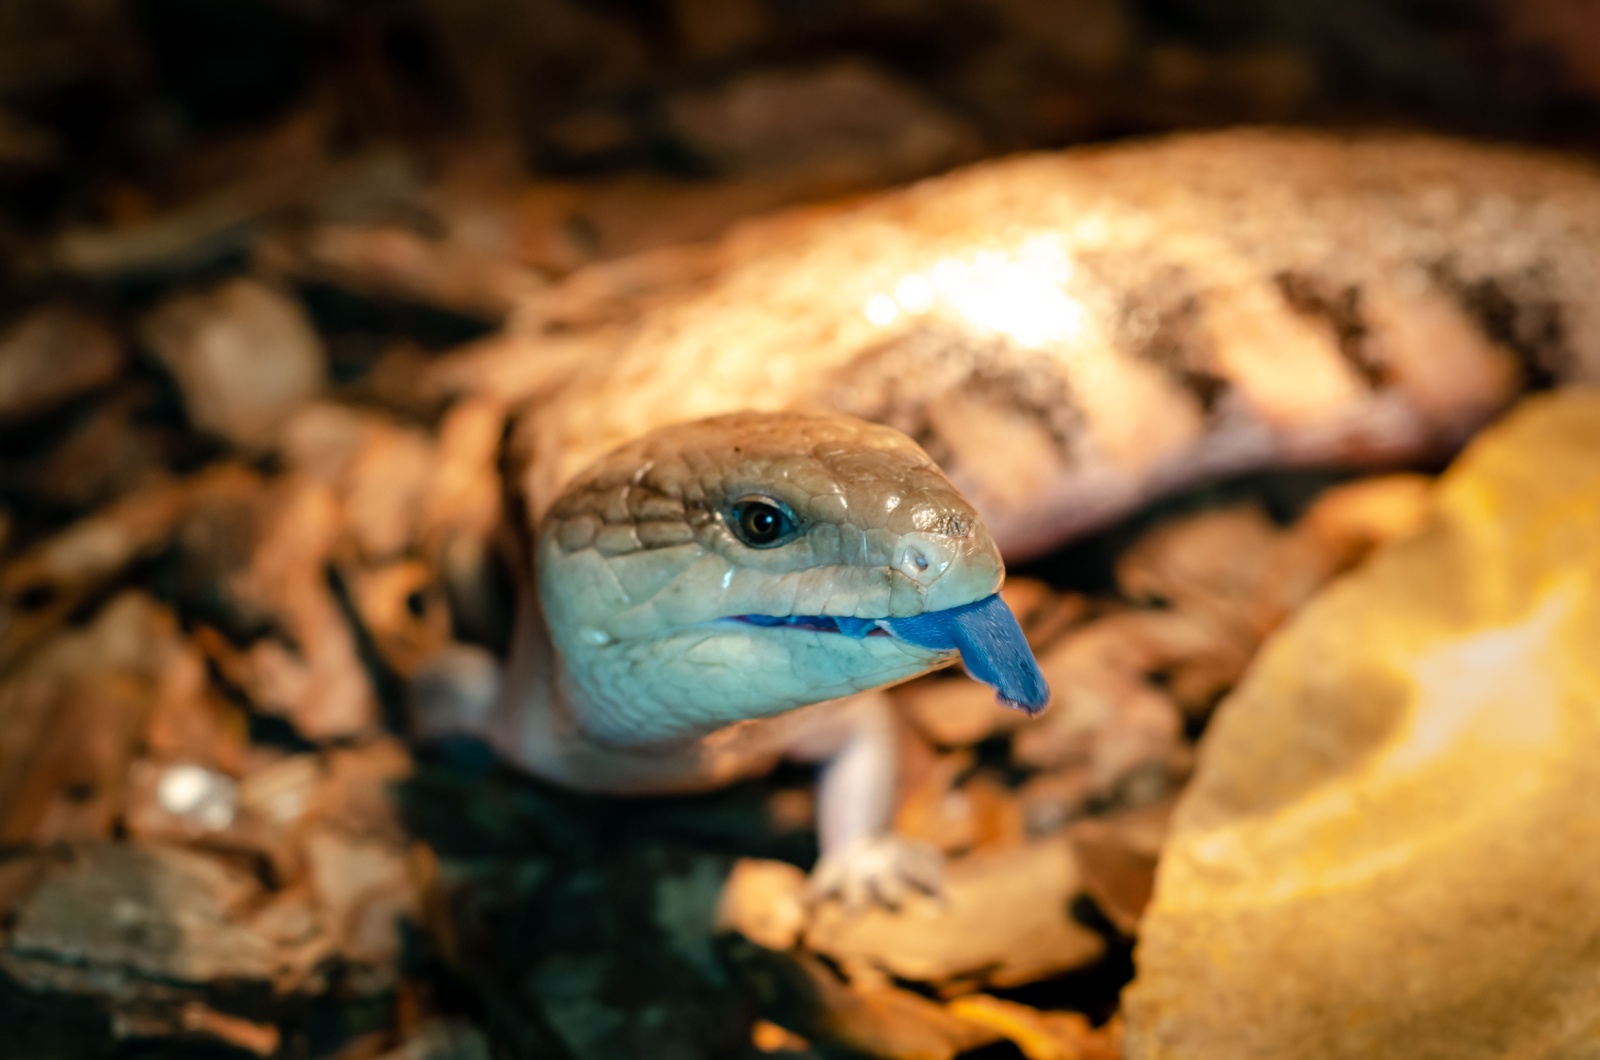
[[726, 592, 1050, 715]]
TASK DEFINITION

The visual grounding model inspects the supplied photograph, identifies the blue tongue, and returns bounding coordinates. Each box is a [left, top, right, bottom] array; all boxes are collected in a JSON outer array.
[[884, 593, 1050, 715]]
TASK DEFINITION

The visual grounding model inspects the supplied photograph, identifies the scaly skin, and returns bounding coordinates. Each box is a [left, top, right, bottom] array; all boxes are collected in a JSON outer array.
[[445, 128, 1600, 902], [515, 129, 1600, 559], [477, 413, 1015, 903], [489, 411, 1004, 771]]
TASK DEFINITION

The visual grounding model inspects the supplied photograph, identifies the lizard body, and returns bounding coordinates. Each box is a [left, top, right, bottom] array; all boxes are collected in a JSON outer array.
[[428, 128, 1600, 901], [519, 128, 1600, 558]]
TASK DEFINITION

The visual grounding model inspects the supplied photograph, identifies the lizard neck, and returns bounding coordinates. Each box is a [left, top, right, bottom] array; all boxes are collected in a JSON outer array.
[[485, 592, 778, 794]]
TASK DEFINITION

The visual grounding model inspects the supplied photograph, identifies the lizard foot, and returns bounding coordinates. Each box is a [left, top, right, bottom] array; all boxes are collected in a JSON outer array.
[[808, 836, 945, 913]]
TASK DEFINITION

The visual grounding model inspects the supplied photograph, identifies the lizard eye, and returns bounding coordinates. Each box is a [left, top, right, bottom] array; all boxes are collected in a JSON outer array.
[[729, 497, 797, 548]]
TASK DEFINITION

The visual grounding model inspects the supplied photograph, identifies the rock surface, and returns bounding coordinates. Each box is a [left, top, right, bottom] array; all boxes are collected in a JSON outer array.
[[1124, 390, 1600, 1060]]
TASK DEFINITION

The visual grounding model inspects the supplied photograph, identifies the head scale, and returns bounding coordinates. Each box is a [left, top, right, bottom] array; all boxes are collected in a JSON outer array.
[[537, 411, 1012, 744]]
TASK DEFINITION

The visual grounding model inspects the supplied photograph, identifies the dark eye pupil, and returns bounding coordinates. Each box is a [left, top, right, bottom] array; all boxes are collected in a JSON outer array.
[[734, 501, 789, 546]]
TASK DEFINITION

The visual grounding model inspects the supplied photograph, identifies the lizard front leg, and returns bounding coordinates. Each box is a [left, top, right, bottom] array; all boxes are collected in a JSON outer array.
[[785, 692, 943, 910]]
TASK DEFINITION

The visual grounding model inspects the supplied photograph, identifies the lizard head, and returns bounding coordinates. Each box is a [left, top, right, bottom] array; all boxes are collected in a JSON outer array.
[[536, 411, 1046, 745]]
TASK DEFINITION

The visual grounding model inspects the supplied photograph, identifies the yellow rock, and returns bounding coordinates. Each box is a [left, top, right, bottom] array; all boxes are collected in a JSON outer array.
[[1124, 390, 1600, 1060]]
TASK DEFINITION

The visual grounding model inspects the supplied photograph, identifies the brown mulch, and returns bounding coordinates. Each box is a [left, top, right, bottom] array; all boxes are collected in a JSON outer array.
[[0, 2, 1584, 1056]]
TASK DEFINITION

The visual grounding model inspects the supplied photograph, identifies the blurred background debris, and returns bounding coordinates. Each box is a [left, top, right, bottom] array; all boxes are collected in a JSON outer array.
[[0, 1, 1596, 1058]]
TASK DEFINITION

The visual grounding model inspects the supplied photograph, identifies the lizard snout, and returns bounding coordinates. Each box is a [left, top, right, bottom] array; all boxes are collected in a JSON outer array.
[[892, 522, 1004, 615]]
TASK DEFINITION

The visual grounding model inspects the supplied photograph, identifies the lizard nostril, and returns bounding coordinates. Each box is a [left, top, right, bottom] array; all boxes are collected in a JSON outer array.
[[902, 544, 934, 586]]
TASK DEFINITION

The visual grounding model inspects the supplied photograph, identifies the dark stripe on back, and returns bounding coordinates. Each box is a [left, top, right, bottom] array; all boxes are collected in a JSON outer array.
[[1093, 257, 1230, 416], [1430, 260, 1570, 390], [820, 323, 1082, 468], [1273, 271, 1389, 388]]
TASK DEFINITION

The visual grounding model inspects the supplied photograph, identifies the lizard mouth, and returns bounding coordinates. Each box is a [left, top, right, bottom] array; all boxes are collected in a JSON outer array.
[[729, 594, 1051, 715], [729, 614, 893, 637]]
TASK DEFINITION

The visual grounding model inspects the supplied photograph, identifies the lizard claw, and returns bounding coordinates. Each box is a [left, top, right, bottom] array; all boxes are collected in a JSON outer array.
[[807, 836, 945, 913]]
